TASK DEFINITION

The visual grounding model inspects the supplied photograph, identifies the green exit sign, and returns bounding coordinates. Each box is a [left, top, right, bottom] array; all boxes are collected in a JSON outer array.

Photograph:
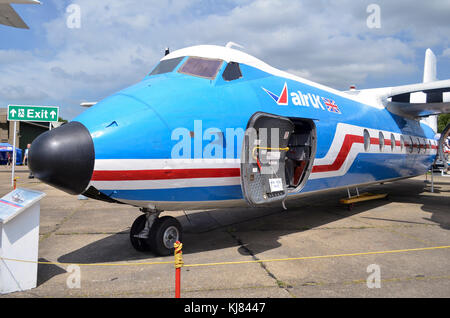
[[7, 105, 59, 122]]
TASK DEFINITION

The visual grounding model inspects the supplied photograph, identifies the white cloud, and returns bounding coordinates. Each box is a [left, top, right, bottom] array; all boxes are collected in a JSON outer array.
[[443, 48, 450, 58], [0, 85, 48, 101]]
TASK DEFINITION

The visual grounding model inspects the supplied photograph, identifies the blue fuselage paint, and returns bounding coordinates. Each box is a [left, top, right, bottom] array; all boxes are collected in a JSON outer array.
[[73, 61, 436, 208]]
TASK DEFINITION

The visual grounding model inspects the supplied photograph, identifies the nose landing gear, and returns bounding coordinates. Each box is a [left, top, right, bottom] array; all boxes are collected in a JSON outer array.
[[130, 208, 182, 256]]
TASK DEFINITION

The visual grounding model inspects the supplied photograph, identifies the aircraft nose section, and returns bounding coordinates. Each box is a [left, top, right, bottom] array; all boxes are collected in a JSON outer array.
[[28, 121, 95, 195]]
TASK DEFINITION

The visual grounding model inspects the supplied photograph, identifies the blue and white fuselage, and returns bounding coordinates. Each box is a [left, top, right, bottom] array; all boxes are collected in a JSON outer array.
[[63, 45, 438, 210]]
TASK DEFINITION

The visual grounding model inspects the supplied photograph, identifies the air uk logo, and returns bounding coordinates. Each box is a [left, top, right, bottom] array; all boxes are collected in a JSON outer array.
[[261, 82, 288, 105], [262, 82, 342, 114]]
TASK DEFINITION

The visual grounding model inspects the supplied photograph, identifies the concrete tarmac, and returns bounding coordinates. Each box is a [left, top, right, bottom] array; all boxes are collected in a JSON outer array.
[[1, 166, 449, 298]]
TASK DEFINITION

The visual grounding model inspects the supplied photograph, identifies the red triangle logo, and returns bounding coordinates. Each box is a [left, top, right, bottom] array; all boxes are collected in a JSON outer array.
[[277, 83, 288, 105]]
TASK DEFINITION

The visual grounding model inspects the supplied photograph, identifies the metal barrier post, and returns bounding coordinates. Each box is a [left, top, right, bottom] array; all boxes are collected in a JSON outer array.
[[11, 121, 17, 187], [174, 241, 184, 298], [431, 170, 434, 193]]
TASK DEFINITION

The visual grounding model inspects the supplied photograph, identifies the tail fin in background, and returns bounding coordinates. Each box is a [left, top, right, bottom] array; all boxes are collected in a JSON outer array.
[[421, 49, 438, 132], [423, 49, 437, 83]]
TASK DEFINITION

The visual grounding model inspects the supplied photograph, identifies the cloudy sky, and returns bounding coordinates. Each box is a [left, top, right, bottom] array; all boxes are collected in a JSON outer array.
[[1, 0, 450, 120]]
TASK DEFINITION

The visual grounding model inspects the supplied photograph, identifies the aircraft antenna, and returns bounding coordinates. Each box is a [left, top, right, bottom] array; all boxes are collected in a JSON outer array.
[[225, 42, 244, 50]]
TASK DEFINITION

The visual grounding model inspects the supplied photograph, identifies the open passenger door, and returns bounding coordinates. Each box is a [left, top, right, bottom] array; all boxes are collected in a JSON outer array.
[[240, 113, 316, 206]]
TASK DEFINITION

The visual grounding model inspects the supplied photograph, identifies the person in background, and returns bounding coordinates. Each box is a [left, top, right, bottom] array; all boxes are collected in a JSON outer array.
[[24, 144, 29, 165], [24, 144, 34, 179]]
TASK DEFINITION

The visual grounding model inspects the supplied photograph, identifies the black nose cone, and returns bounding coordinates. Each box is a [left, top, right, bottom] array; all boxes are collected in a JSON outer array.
[[29, 121, 95, 195]]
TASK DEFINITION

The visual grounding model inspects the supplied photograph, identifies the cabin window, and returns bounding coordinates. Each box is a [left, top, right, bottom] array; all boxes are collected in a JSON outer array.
[[363, 129, 370, 152], [222, 62, 242, 81], [149, 56, 185, 76], [400, 135, 405, 151], [379, 132, 384, 151], [409, 137, 414, 153], [390, 134, 396, 151], [178, 57, 223, 79]]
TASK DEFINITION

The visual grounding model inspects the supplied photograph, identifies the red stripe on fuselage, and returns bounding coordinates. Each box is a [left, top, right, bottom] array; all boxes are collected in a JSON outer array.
[[312, 134, 364, 173], [91, 134, 437, 181], [92, 168, 241, 181]]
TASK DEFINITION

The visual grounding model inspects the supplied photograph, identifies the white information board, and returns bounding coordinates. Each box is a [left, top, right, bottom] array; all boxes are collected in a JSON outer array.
[[0, 188, 45, 223], [0, 188, 45, 294]]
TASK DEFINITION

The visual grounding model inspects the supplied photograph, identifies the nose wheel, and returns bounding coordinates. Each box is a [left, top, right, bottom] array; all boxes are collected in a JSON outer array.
[[130, 209, 182, 256]]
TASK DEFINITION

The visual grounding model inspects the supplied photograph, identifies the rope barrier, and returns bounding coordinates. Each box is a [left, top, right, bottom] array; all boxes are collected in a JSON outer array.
[[184, 245, 450, 267], [1, 244, 449, 269], [0, 257, 174, 267]]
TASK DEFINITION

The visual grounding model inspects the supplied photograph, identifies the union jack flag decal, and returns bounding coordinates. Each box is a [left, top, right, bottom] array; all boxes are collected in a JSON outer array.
[[321, 97, 341, 114]]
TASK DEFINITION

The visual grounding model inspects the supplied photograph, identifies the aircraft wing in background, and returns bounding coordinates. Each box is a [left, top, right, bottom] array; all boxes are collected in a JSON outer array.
[[386, 79, 450, 117], [383, 49, 450, 118], [0, 0, 41, 29], [347, 49, 450, 118]]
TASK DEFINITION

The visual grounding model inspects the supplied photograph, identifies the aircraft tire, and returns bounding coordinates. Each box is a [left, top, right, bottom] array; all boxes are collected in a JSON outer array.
[[148, 216, 182, 256], [130, 214, 152, 252]]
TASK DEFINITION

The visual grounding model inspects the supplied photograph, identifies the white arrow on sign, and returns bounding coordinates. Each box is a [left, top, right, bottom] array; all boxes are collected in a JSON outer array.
[[10, 109, 16, 117], [50, 110, 56, 119]]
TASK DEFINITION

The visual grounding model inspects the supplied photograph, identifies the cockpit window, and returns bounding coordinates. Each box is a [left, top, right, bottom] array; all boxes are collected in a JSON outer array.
[[222, 62, 242, 81], [178, 57, 223, 79], [149, 56, 185, 76]]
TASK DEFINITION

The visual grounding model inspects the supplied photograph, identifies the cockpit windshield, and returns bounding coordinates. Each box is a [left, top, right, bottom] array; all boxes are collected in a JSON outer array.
[[149, 56, 185, 76], [178, 57, 223, 79]]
